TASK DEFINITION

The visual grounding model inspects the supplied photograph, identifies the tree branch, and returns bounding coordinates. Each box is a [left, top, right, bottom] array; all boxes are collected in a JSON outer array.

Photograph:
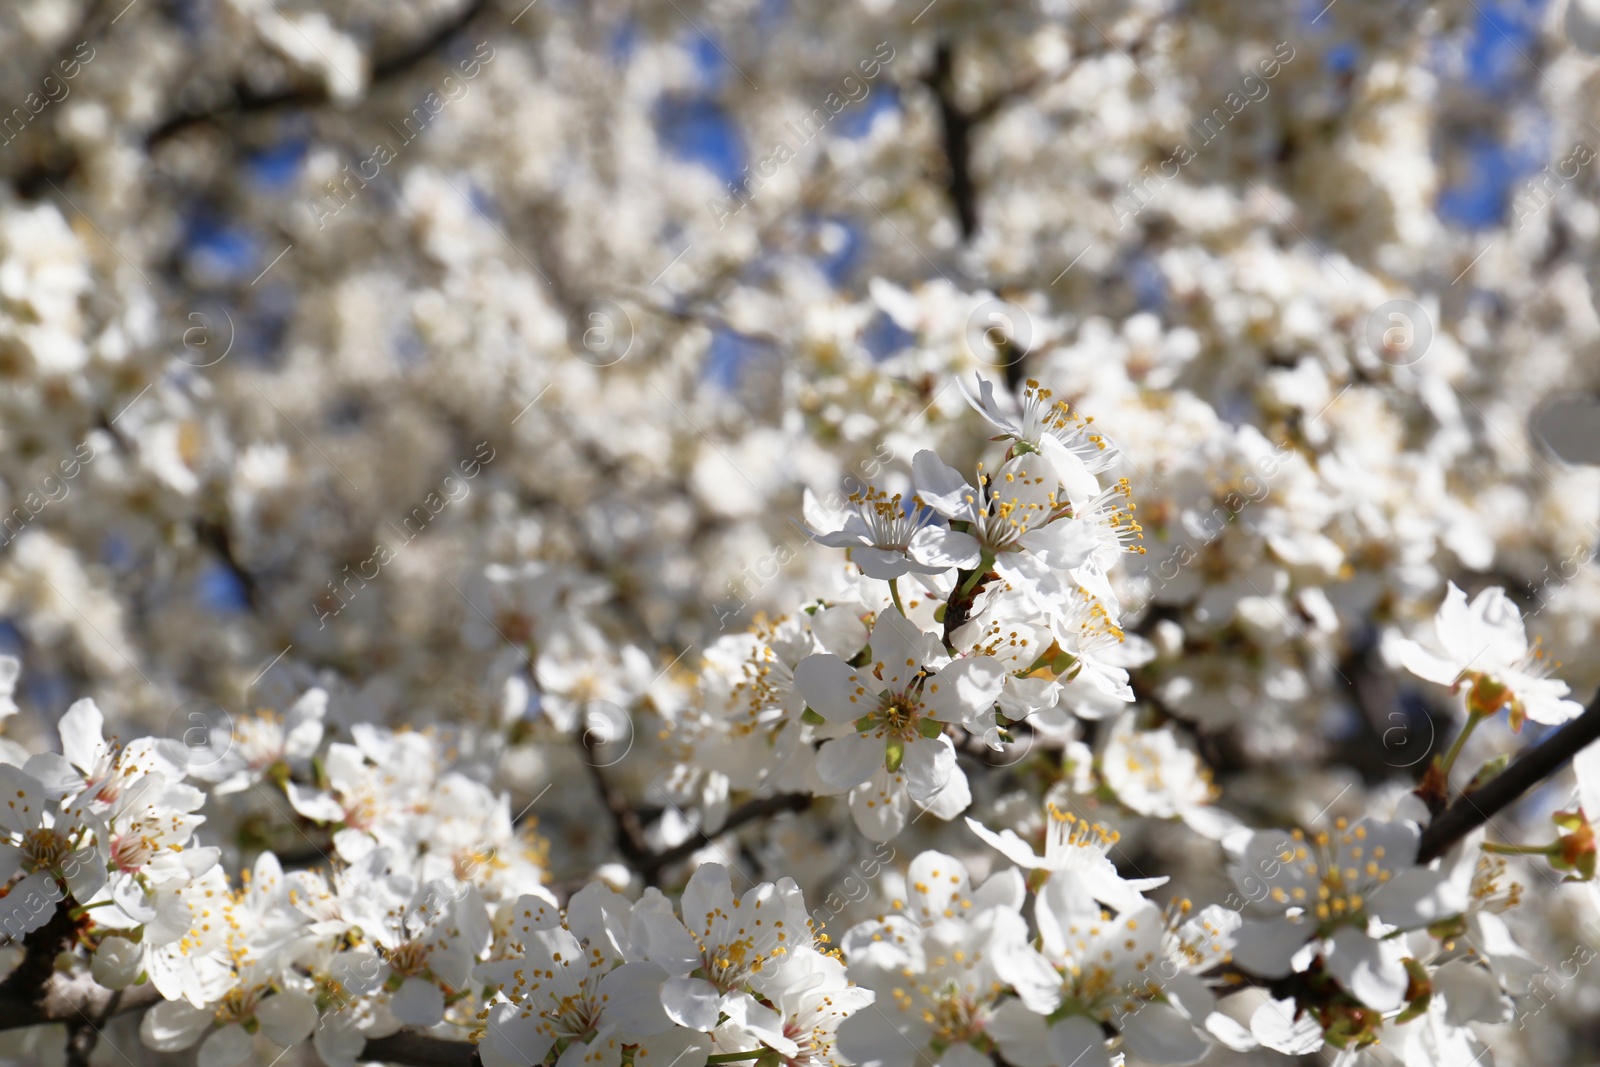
[[1417, 692, 1600, 863], [145, 0, 494, 146], [638, 792, 812, 884]]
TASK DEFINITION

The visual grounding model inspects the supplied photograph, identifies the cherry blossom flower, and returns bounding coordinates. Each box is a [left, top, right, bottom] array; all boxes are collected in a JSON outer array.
[[1386, 582, 1583, 728]]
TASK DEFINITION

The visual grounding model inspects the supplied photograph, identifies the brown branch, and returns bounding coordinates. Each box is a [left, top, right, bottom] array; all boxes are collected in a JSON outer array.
[[638, 792, 812, 884], [361, 1031, 480, 1067], [1417, 691, 1600, 863], [581, 743, 651, 866], [145, 0, 494, 146]]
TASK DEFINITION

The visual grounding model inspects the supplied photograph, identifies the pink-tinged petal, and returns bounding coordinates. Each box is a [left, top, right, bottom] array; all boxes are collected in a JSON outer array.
[[792, 654, 865, 726], [817, 734, 884, 792], [909, 527, 983, 570], [660, 975, 721, 1031], [924, 656, 1005, 724], [900, 736, 956, 802]]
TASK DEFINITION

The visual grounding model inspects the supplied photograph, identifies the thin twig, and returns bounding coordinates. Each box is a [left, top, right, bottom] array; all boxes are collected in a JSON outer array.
[[1417, 692, 1600, 863]]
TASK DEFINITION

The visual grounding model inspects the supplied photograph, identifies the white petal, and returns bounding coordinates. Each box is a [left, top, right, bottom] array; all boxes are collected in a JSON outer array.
[[923, 657, 1005, 724], [256, 991, 319, 1048], [909, 527, 982, 570], [1230, 917, 1311, 979], [1323, 926, 1409, 1012], [660, 975, 721, 1031], [1118, 1002, 1211, 1065], [313, 1013, 368, 1067], [287, 781, 346, 823], [20, 754, 82, 801], [633, 1029, 710, 1067], [1249, 997, 1322, 1055], [792, 655, 864, 726], [720, 991, 798, 1057], [900, 736, 955, 802], [198, 1025, 253, 1067], [964, 817, 1044, 868], [1432, 959, 1511, 1026], [853, 546, 914, 580], [0, 764, 47, 834], [987, 999, 1052, 1067], [835, 1005, 921, 1067], [598, 962, 674, 1035], [0, 870, 62, 939], [818, 734, 884, 792], [92, 935, 143, 989], [57, 699, 105, 776], [1046, 1016, 1111, 1067], [1025, 519, 1098, 571], [912, 450, 976, 518], [849, 768, 909, 842], [483, 1002, 556, 1067], [389, 977, 445, 1027], [682, 863, 735, 940], [140, 999, 213, 1051]]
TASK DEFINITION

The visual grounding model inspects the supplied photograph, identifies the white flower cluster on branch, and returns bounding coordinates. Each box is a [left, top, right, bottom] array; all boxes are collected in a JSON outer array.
[[0, 373, 1592, 1067]]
